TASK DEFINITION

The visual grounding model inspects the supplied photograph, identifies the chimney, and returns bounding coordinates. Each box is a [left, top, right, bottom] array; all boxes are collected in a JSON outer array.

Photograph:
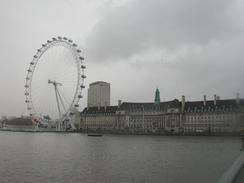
[[181, 95, 185, 111], [118, 100, 122, 108], [236, 92, 240, 105], [105, 102, 107, 111], [203, 95, 206, 106], [214, 94, 217, 105], [98, 102, 101, 110]]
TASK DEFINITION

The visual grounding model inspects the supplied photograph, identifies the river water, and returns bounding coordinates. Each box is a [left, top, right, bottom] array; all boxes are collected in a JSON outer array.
[[0, 132, 241, 183]]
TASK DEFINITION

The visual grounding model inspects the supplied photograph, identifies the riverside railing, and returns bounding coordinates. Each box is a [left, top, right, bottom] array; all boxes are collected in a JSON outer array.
[[217, 136, 244, 183]]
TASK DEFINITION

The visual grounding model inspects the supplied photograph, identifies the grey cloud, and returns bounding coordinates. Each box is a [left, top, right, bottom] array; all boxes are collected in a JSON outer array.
[[84, 0, 244, 102], [86, 0, 239, 62]]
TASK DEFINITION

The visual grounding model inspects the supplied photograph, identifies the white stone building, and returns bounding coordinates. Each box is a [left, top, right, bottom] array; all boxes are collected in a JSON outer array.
[[80, 90, 244, 134], [116, 100, 181, 133], [182, 95, 244, 133], [80, 106, 117, 130]]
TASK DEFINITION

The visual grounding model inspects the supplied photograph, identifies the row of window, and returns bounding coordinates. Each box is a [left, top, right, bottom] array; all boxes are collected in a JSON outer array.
[[82, 113, 116, 116], [186, 114, 236, 121], [83, 121, 114, 125], [184, 127, 240, 132], [84, 124, 114, 127]]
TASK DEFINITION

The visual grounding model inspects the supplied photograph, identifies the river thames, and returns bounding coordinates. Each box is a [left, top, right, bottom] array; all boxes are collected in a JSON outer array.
[[0, 132, 241, 183]]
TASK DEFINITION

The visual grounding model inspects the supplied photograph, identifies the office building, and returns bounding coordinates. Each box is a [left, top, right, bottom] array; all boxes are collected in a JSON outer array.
[[87, 81, 110, 107]]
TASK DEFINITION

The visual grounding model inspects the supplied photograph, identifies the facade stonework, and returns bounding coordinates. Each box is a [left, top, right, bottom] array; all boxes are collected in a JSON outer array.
[[80, 98, 244, 134], [182, 99, 244, 133], [80, 106, 117, 130]]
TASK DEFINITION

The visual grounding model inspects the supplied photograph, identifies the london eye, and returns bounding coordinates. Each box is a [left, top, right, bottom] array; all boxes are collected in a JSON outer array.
[[24, 36, 86, 130]]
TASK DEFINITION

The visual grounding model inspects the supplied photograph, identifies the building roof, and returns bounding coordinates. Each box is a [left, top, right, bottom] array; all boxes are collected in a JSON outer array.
[[118, 99, 181, 111], [81, 106, 118, 114], [184, 99, 244, 112], [81, 99, 243, 114], [89, 81, 110, 86]]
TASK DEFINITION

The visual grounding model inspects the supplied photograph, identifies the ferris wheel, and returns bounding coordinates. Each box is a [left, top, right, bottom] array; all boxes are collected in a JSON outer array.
[[24, 36, 86, 130]]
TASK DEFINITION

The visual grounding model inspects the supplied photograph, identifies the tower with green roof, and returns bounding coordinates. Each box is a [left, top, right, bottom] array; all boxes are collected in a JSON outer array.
[[154, 88, 160, 104]]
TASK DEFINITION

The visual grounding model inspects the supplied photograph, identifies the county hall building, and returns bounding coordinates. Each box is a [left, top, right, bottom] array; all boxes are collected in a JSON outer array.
[[80, 89, 244, 134]]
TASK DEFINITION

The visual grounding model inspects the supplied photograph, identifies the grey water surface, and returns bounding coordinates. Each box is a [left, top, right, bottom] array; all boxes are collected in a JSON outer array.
[[0, 132, 241, 183]]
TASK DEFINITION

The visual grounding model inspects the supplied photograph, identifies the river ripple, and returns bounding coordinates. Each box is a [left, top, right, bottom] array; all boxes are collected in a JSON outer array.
[[0, 132, 241, 183]]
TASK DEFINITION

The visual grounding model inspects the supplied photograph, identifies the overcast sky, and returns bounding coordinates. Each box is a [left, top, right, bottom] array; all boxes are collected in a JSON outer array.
[[0, 0, 244, 117]]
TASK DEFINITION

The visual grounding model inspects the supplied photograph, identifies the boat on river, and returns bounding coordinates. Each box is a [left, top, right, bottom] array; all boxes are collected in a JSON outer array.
[[87, 133, 103, 137]]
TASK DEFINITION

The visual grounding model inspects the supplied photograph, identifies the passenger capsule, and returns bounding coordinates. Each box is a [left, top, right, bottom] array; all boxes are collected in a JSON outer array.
[[79, 56, 84, 60], [81, 65, 86, 69], [27, 69, 32, 72], [25, 92, 29, 95], [30, 62, 34, 65], [24, 85, 29, 88], [52, 37, 57, 41], [77, 49, 81, 53], [47, 40, 52, 43], [81, 75, 86, 79], [68, 39, 73, 43], [78, 95, 83, 98], [80, 85, 85, 89], [63, 37, 68, 40], [25, 100, 29, 103], [58, 36, 62, 39], [37, 49, 41, 52], [74, 104, 79, 107], [72, 43, 77, 47], [34, 55, 38, 58], [42, 44, 46, 47]]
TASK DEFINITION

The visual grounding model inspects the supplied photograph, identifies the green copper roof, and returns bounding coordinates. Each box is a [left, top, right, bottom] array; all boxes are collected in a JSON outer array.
[[154, 88, 160, 104]]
